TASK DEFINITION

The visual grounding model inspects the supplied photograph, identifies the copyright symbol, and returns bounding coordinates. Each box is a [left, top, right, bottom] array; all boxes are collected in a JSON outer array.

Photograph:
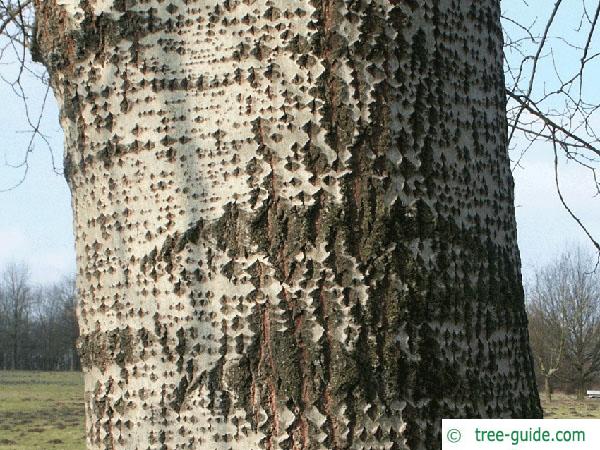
[[447, 428, 461, 443]]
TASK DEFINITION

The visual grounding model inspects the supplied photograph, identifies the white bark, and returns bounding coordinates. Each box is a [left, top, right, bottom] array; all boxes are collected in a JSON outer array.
[[33, 1, 542, 449]]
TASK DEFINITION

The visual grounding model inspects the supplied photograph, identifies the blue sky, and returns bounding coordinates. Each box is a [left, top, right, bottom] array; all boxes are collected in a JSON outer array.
[[0, 64, 73, 284], [0, 0, 599, 285]]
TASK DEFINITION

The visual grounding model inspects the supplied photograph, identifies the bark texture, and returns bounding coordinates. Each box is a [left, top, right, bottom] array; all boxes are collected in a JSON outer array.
[[33, 0, 542, 449]]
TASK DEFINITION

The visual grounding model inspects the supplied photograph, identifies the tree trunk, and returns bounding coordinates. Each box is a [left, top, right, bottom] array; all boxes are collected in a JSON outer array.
[[70, 348, 76, 372], [544, 376, 552, 402], [577, 382, 585, 401], [11, 329, 17, 371], [33, 0, 542, 448]]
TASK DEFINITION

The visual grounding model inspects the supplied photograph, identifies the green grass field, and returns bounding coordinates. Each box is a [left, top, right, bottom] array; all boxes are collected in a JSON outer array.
[[1, 371, 600, 449], [0, 371, 85, 450]]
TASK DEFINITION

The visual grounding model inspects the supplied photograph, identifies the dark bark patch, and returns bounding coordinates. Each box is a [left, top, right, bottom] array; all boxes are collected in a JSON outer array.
[[78, 327, 135, 371]]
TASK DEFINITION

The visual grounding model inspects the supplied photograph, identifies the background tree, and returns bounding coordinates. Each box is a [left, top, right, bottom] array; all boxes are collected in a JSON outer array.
[[527, 301, 565, 402], [0, 264, 79, 371], [528, 249, 600, 400], [527, 259, 569, 401], [561, 251, 600, 399], [55, 275, 80, 371], [31, 276, 80, 370], [0, 262, 32, 370]]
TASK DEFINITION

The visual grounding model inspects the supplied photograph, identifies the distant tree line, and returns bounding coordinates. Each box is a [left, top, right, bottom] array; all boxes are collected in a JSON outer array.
[[527, 248, 600, 400], [0, 262, 79, 371]]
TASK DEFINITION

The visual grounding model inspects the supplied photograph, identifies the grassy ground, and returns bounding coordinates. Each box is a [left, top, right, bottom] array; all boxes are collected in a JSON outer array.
[[541, 392, 600, 418], [1, 372, 599, 449], [0, 371, 85, 450]]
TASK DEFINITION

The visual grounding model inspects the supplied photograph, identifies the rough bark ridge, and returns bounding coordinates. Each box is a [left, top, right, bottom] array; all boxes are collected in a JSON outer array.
[[33, 0, 542, 449]]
